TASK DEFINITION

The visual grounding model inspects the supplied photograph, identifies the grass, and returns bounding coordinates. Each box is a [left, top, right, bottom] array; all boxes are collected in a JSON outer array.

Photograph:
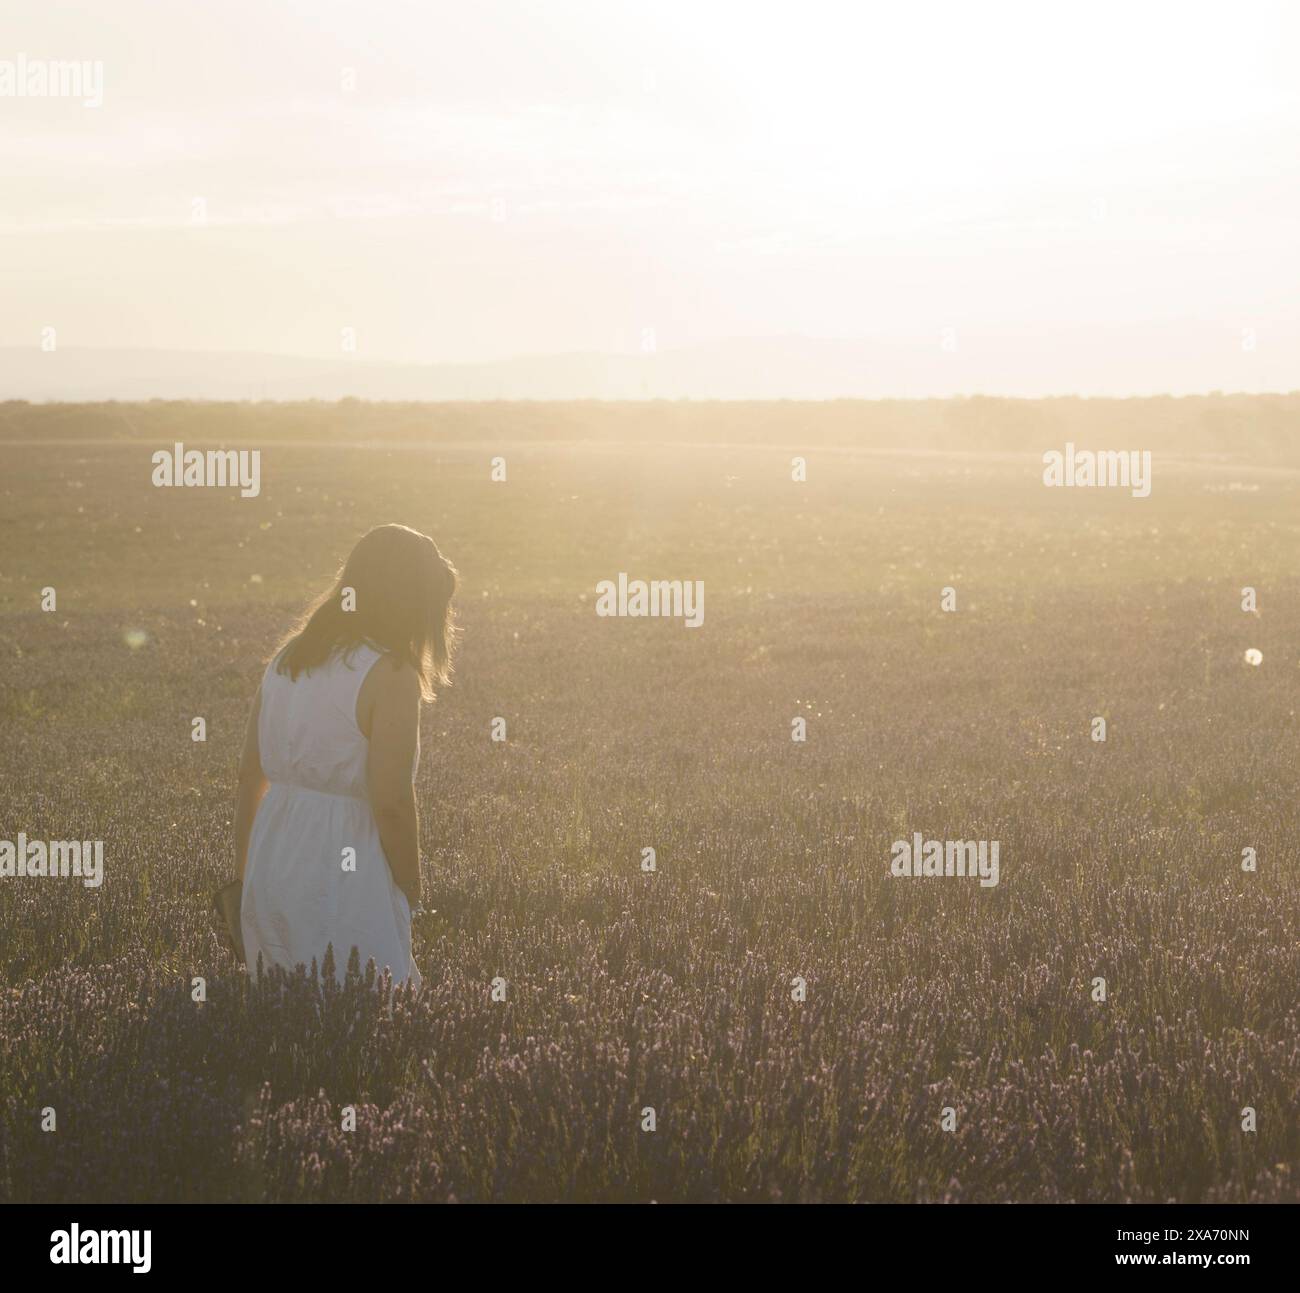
[[0, 415, 1297, 1201]]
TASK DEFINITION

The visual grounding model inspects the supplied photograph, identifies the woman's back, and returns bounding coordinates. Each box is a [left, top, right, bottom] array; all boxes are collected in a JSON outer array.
[[258, 643, 382, 800]]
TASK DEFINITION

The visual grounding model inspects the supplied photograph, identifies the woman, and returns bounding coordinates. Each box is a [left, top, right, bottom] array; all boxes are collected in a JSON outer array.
[[232, 524, 458, 986]]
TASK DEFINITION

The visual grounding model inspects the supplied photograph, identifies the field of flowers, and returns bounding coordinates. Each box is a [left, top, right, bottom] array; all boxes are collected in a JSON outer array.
[[1, 420, 1297, 1202]]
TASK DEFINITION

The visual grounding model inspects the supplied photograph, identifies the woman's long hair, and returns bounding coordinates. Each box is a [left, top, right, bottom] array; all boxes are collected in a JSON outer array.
[[274, 524, 458, 699]]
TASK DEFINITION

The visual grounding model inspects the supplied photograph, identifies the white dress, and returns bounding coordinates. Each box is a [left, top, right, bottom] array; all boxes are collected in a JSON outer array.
[[241, 642, 421, 987]]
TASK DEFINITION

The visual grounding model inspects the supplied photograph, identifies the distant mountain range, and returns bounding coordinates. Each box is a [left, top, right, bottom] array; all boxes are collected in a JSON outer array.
[[0, 328, 1293, 402]]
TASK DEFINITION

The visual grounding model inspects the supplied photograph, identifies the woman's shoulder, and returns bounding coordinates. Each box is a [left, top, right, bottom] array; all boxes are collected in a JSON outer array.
[[355, 650, 421, 736], [346, 640, 418, 694], [262, 642, 348, 688], [343, 639, 391, 673], [362, 652, 421, 705]]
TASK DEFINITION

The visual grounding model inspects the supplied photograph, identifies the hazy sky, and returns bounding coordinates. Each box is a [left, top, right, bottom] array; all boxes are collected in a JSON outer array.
[[3, 0, 1299, 392]]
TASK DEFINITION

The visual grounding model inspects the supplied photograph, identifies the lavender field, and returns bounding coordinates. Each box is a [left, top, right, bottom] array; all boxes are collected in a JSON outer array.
[[1, 403, 1298, 1202]]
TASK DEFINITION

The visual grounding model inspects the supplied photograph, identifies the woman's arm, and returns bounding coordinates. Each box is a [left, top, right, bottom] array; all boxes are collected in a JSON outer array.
[[366, 663, 422, 910], [233, 687, 268, 881]]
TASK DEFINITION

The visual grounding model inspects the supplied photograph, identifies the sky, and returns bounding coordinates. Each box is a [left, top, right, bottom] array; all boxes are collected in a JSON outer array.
[[2, 0, 1299, 394]]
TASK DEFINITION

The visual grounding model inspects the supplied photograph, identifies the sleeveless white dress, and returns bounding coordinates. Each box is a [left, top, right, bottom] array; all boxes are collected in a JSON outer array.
[[241, 643, 421, 987]]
